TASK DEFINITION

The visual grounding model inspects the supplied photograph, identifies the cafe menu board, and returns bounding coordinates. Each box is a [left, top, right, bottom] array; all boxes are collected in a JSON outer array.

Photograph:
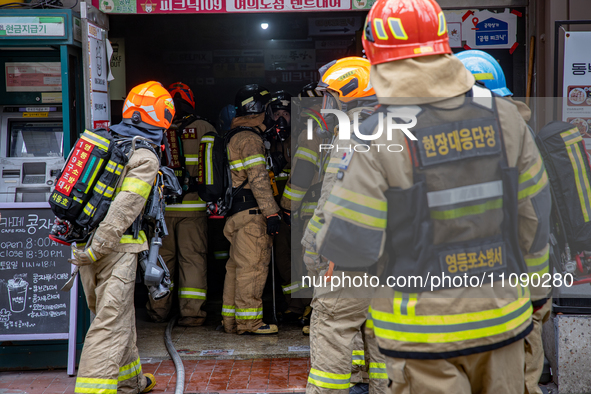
[[0, 204, 74, 337], [563, 32, 591, 148]]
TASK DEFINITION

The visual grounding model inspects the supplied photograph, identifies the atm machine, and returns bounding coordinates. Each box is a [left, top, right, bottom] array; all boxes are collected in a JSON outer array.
[[0, 9, 84, 203], [0, 106, 65, 202]]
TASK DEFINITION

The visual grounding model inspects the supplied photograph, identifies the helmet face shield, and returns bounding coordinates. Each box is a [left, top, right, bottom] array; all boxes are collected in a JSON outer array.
[[321, 90, 341, 111]]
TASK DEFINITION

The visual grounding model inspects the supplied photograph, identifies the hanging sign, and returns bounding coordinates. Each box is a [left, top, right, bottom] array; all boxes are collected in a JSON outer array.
[[562, 31, 591, 146]]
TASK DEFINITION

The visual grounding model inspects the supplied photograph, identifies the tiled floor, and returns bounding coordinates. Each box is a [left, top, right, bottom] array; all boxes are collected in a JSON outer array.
[[0, 358, 310, 394]]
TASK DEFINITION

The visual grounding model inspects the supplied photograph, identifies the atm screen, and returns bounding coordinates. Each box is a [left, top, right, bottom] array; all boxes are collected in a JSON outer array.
[[8, 121, 63, 158]]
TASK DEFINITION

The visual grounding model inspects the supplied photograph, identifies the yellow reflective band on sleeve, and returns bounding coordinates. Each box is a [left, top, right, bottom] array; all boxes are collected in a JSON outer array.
[[368, 363, 388, 379], [308, 368, 351, 390], [518, 155, 549, 201], [307, 215, 323, 234], [243, 154, 266, 170], [118, 357, 142, 382], [185, 154, 199, 163], [75, 377, 118, 394], [236, 307, 263, 320], [229, 159, 244, 171], [326, 157, 342, 174], [179, 287, 206, 299], [222, 304, 236, 316], [351, 350, 365, 366], [370, 294, 531, 344], [284, 185, 306, 201], [120, 230, 148, 245], [301, 202, 318, 215], [81, 130, 110, 152], [87, 248, 98, 262], [326, 186, 387, 229], [525, 247, 550, 276], [85, 158, 104, 194], [120, 177, 152, 200], [565, 144, 591, 222], [295, 147, 319, 166], [282, 281, 304, 294], [166, 200, 207, 212]]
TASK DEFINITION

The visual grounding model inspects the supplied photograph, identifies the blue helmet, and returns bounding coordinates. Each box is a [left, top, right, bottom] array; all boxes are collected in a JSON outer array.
[[218, 104, 236, 132], [456, 50, 512, 97]]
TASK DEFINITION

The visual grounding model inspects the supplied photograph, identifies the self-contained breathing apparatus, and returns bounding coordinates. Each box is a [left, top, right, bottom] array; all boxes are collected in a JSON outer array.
[[50, 129, 182, 300], [163, 113, 206, 204]]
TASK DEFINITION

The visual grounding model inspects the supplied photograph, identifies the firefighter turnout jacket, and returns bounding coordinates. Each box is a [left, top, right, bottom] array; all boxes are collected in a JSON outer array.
[[316, 54, 551, 359]]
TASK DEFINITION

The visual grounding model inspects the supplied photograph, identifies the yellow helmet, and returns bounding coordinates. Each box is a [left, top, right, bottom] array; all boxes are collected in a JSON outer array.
[[317, 57, 375, 101]]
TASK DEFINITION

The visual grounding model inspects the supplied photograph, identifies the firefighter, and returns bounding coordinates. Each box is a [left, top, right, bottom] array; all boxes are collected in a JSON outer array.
[[145, 82, 216, 326], [315, 0, 551, 393], [277, 83, 325, 330], [456, 50, 533, 121], [71, 81, 175, 394], [222, 84, 281, 335], [264, 90, 306, 324], [219, 104, 237, 133], [298, 57, 388, 394], [458, 49, 552, 394]]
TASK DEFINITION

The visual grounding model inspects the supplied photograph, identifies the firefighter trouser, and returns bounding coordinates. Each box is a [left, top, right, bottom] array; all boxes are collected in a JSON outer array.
[[222, 209, 272, 334], [351, 331, 369, 385], [307, 271, 388, 394], [76, 252, 147, 394], [275, 220, 310, 314], [146, 215, 208, 324], [385, 339, 525, 394], [525, 298, 552, 394]]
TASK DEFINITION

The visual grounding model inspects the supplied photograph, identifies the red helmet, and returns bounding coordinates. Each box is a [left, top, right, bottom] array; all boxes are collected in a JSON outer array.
[[168, 82, 195, 110], [362, 0, 451, 65]]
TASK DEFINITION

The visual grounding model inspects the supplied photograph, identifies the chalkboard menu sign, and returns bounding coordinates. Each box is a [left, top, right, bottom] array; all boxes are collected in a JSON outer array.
[[0, 203, 78, 374], [0, 204, 74, 336]]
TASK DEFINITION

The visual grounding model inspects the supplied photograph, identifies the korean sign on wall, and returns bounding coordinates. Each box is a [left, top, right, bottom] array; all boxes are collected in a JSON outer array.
[[562, 31, 591, 146]]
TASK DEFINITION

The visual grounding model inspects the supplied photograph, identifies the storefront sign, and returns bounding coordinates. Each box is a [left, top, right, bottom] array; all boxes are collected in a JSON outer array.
[[562, 31, 591, 146], [109, 38, 127, 101], [5, 62, 61, 93], [265, 49, 315, 71], [0, 16, 65, 37], [87, 22, 110, 129], [308, 16, 361, 36]]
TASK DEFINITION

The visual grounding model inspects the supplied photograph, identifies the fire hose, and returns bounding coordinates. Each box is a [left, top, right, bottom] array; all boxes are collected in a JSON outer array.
[[164, 315, 185, 394]]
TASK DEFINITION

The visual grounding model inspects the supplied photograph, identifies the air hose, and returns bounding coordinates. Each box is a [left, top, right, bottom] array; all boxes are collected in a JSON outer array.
[[164, 315, 185, 394]]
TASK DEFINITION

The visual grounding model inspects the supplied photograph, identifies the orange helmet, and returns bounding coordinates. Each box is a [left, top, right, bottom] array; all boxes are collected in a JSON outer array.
[[317, 57, 375, 101], [362, 0, 451, 65], [168, 82, 195, 110], [123, 81, 175, 130]]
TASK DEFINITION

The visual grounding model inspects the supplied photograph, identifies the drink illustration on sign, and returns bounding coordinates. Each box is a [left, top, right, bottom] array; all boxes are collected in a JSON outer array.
[[7, 276, 28, 313]]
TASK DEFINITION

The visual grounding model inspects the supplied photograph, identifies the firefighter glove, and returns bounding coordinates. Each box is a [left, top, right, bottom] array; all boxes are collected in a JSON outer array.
[[266, 213, 282, 236], [69, 242, 103, 266], [282, 209, 291, 226]]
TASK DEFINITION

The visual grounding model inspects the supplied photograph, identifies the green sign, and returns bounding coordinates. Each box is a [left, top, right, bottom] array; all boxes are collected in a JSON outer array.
[[0, 16, 65, 37], [352, 0, 375, 9]]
